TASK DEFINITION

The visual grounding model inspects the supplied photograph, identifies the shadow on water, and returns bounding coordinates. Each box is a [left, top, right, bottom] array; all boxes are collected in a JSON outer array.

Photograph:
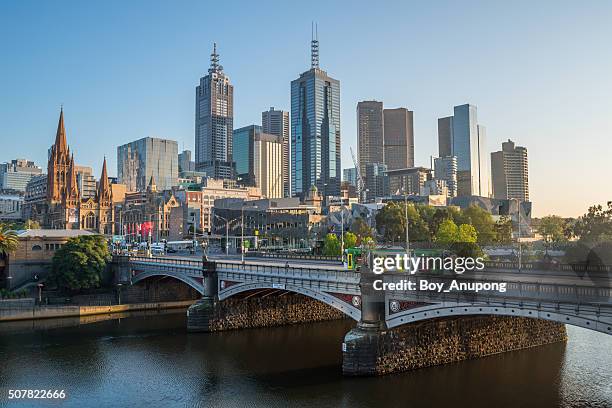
[[1, 312, 611, 408]]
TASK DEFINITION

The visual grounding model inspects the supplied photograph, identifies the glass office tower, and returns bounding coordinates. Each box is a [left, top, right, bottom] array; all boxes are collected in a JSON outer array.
[[290, 32, 341, 198], [117, 137, 178, 192], [438, 104, 490, 197]]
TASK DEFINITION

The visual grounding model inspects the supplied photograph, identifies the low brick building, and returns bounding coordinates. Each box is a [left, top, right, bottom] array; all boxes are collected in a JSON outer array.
[[1, 229, 95, 289]]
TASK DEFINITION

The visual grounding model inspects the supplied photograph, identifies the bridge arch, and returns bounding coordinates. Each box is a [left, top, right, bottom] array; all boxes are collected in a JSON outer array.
[[385, 302, 612, 335], [131, 271, 205, 295], [219, 282, 362, 321]]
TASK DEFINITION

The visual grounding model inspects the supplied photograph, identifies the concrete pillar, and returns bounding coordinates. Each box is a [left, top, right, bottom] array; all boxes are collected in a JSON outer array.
[[342, 253, 387, 376], [187, 260, 218, 332]]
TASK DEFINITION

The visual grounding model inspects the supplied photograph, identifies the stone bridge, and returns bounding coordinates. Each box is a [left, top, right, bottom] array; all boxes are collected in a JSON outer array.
[[113, 255, 612, 376]]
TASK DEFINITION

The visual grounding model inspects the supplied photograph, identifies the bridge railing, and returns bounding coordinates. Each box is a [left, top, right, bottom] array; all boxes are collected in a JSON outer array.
[[129, 256, 203, 268], [245, 252, 342, 262], [215, 261, 360, 284], [483, 260, 612, 273], [385, 272, 612, 307]]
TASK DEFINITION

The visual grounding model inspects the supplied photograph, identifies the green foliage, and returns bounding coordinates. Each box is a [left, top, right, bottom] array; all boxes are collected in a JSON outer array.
[[537, 215, 567, 243], [494, 216, 513, 244], [343, 232, 357, 249], [375, 202, 430, 243], [49, 235, 111, 292], [571, 202, 612, 243], [323, 233, 341, 256], [0, 288, 28, 299], [435, 219, 458, 244], [462, 206, 496, 245], [351, 217, 373, 244], [457, 224, 478, 243], [0, 223, 19, 256], [435, 219, 478, 244]]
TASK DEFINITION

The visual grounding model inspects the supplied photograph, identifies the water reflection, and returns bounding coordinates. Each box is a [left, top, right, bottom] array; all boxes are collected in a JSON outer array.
[[0, 312, 611, 408]]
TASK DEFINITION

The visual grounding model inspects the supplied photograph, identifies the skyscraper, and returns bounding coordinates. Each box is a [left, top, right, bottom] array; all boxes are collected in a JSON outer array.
[[117, 137, 178, 192], [491, 139, 529, 201], [0, 159, 42, 192], [357, 101, 384, 182], [365, 163, 389, 201], [262, 107, 290, 197], [437, 104, 490, 197], [291, 27, 341, 198], [343, 168, 357, 187], [233, 125, 283, 199], [195, 43, 235, 179], [383, 108, 414, 171], [433, 156, 458, 197], [178, 150, 195, 173]]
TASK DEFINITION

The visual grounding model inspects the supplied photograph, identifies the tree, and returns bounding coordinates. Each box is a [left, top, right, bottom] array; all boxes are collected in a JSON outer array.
[[351, 217, 373, 245], [494, 216, 513, 244], [323, 233, 341, 256], [0, 223, 18, 256], [49, 235, 111, 292], [572, 202, 612, 243], [457, 224, 478, 243], [537, 216, 567, 244], [343, 232, 357, 249], [375, 203, 405, 243], [462, 205, 496, 245], [435, 219, 458, 245]]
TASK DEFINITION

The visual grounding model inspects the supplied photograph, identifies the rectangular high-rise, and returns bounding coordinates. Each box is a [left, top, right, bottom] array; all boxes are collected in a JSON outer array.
[[491, 139, 529, 201], [0, 159, 42, 192], [383, 108, 414, 171], [117, 137, 178, 192], [433, 156, 458, 197], [357, 101, 384, 182], [365, 163, 389, 201], [437, 104, 490, 197], [291, 33, 341, 198], [262, 107, 290, 197], [233, 125, 283, 199], [195, 44, 235, 179]]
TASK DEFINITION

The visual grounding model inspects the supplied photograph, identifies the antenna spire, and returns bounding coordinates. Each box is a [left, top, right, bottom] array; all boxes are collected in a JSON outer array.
[[311, 22, 319, 69], [209, 42, 223, 73]]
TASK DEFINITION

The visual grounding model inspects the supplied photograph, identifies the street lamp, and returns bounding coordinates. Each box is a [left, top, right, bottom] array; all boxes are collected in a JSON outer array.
[[37, 283, 44, 304], [241, 204, 245, 264], [116, 283, 123, 305], [401, 187, 410, 257], [213, 213, 231, 256]]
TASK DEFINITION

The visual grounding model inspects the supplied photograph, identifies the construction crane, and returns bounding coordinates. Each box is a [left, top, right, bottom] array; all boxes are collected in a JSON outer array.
[[350, 147, 365, 203]]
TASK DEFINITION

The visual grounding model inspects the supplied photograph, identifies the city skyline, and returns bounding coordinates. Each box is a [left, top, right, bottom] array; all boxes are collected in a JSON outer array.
[[1, 1, 612, 217]]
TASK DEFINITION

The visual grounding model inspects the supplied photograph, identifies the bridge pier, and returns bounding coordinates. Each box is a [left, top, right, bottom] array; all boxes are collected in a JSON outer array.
[[341, 255, 568, 376], [187, 260, 218, 332], [342, 258, 388, 376]]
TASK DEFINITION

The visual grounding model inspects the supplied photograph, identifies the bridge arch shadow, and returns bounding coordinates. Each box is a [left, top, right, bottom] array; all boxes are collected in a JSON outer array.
[[219, 282, 362, 322], [131, 271, 205, 295], [386, 303, 612, 335]]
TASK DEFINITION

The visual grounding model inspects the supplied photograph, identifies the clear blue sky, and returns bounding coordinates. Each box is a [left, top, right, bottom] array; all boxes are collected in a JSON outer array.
[[1, 0, 611, 217]]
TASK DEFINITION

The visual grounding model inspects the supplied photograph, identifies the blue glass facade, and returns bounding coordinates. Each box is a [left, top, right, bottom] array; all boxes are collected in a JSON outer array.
[[291, 68, 341, 198]]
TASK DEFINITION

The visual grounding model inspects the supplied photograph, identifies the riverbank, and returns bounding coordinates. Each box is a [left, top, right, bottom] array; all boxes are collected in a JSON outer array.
[[0, 299, 195, 322]]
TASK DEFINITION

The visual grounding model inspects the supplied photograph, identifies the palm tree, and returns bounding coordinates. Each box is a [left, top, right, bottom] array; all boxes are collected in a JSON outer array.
[[0, 223, 19, 256]]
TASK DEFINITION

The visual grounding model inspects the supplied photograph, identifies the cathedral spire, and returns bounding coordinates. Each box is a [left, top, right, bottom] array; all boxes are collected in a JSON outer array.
[[97, 156, 112, 202], [66, 154, 79, 200], [54, 107, 68, 154]]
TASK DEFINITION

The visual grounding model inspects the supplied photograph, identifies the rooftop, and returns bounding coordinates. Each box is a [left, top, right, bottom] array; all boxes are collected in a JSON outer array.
[[16, 229, 96, 238]]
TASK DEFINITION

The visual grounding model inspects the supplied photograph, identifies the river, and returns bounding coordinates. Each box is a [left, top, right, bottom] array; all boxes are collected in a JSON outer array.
[[1, 311, 611, 408]]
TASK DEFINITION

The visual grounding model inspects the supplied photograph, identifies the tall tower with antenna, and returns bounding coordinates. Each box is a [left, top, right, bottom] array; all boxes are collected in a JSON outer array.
[[311, 22, 319, 69], [291, 24, 341, 199], [195, 43, 235, 179]]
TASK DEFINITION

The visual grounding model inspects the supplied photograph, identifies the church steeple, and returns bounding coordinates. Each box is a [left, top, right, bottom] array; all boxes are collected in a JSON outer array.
[[54, 107, 68, 155], [97, 157, 112, 204], [65, 154, 80, 202]]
